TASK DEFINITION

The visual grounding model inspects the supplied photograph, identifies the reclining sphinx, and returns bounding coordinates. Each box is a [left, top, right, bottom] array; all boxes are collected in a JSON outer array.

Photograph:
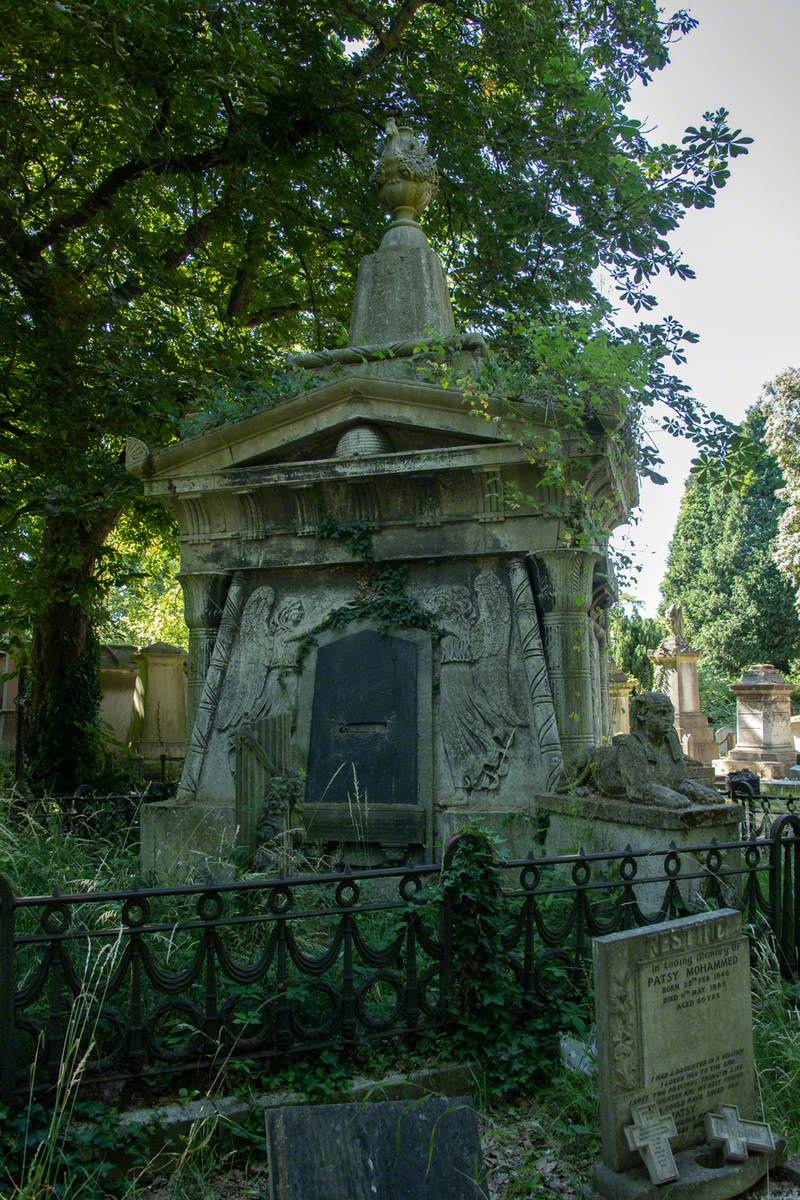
[[566, 691, 721, 808]]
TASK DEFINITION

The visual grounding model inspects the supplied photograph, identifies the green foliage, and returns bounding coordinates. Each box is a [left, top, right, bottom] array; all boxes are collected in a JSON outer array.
[[298, 518, 439, 663], [764, 367, 800, 598], [661, 404, 800, 677], [440, 824, 590, 1097], [608, 606, 666, 691], [697, 660, 736, 728], [178, 367, 317, 440]]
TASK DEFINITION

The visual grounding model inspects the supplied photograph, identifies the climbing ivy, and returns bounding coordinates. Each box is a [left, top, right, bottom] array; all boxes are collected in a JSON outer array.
[[297, 518, 439, 665], [440, 824, 591, 1096]]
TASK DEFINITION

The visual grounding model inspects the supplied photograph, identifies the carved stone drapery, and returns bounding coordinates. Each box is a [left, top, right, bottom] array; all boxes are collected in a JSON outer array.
[[179, 572, 231, 734], [533, 549, 599, 766], [508, 557, 562, 790]]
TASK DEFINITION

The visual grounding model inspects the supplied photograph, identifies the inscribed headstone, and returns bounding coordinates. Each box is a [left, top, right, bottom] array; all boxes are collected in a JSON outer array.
[[265, 1096, 485, 1200], [593, 909, 755, 1173]]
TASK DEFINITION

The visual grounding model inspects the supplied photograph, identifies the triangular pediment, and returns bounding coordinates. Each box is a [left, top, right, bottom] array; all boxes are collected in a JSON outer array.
[[131, 376, 509, 481]]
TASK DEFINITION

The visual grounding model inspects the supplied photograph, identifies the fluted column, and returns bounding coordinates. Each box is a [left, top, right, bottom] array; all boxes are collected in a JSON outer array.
[[533, 549, 599, 766], [179, 572, 231, 735]]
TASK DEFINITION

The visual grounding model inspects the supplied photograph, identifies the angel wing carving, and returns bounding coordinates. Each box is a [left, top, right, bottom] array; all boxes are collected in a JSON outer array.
[[216, 585, 276, 731]]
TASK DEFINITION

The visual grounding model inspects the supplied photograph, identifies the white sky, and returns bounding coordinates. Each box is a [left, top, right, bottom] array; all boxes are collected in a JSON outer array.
[[611, 0, 800, 614]]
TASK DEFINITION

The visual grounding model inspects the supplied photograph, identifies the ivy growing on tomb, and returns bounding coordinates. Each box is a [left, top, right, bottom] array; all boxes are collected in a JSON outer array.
[[296, 517, 440, 666]]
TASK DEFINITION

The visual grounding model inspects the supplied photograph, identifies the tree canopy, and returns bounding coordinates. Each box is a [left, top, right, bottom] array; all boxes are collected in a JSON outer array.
[[764, 368, 800, 601], [660, 404, 800, 679], [0, 0, 751, 788]]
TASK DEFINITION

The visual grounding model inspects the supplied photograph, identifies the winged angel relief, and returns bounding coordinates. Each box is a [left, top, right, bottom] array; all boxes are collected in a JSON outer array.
[[215, 585, 306, 743], [429, 569, 529, 792]]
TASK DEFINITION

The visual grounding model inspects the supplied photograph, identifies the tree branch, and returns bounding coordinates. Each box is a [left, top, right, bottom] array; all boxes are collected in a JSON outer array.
[[351, 0, 428, 82]]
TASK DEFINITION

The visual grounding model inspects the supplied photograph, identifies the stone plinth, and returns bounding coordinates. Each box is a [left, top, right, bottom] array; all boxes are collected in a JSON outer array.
[[608, 665, 636, 735], [136, 642, 188, 780], [715, 664, 796, 780], [536, 791, 742, 910]]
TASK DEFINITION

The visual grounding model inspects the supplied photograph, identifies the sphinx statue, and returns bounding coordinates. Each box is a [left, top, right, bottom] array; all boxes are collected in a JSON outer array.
[[568, 691, 721, 809]]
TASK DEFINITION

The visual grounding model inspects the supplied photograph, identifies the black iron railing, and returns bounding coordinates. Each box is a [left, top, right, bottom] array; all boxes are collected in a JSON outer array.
[[1, 814, 798, 1114]]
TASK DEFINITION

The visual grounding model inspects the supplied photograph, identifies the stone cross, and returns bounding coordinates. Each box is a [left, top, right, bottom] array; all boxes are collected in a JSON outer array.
[[624, 1103, 679, 1184], [704, 1105, 777, 1162]]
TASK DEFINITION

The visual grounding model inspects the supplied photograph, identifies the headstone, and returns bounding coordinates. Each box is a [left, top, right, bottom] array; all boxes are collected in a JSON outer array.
[[265, 1096, 485, 1200], [592, 910, 784, 1199], [649, 604, 717, 767], [595, 909, 754, 1170]]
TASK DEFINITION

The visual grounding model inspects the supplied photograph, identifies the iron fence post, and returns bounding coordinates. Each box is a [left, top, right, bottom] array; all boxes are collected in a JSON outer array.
[[768, 814, 800, 978], [0, 874, 16, 1112]]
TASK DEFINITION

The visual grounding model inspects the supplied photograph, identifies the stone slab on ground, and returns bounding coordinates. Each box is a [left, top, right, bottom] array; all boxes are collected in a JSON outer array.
[[593, 909, 756, 1174], [265, 1095, 485, 1199], [592, 1140, 786, 1200]]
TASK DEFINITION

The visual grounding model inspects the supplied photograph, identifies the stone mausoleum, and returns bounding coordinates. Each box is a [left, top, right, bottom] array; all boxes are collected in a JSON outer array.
[[129, 123, 637, 879]]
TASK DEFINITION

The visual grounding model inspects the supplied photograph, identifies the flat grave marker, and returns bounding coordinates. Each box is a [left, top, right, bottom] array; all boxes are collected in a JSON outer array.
[[265, 1095, 485, 1200]]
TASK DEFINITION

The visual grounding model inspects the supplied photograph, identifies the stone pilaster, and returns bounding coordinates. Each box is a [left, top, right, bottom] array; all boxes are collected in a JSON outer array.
[[179, 572, 231, 734], [534, 549, 599, 765]]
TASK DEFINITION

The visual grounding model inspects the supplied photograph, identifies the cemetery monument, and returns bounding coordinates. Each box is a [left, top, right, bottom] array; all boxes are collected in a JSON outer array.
[[649, 603, 717, 767], [128, 121, 638, 880]]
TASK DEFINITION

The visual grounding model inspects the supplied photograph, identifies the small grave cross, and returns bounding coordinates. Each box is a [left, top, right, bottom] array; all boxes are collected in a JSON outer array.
[[704, 1105, 777, 1162], [624, 1103, 679, 1185]]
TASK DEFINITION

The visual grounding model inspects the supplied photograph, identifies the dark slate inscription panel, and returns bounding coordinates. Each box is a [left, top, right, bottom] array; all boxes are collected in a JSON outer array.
[[266, 1097, 485, 1199], [306, 630, 417, 805]]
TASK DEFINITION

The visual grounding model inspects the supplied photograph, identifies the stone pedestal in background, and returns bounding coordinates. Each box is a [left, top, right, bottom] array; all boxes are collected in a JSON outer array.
[[649, 605, 716, 767], [715, 664, 796, 780], [608, 663, 636, 735], [98, 645, 141, 749], [135, 642, 188, 780]]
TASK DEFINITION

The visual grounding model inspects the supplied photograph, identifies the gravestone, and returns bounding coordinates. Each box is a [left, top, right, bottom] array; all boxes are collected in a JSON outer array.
[[265, 1096, 485, 1200], [592, 909, 783, 1199]]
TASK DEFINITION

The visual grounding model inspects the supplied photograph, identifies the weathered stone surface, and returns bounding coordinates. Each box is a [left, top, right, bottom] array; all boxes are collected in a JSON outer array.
[[265, 1096, 485, 1199], [593, 910, 756, 1174], [592, 1141, 785, 1200], [536, 791, 743, 908], [705, 1105, 778, 1161], [717, 663, 797, 780], [624, 1103, 679, 1184], [649, 604, 717, 767], [130, 121, 637, 879], [570, 691, 722, 808]]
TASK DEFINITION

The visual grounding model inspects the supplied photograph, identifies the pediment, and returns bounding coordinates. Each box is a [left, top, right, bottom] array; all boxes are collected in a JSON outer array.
[[131, 376, 508, 481]]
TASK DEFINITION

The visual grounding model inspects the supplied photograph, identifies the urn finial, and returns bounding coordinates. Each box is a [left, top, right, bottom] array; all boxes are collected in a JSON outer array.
[[372, 118, 438, 235]]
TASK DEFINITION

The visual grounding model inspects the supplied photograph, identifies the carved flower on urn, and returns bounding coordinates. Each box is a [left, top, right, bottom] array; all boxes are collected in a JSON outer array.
[[372, 118, 439, 219]]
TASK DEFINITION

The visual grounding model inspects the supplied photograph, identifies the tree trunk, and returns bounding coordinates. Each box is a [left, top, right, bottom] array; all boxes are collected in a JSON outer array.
[[26, 513, 115, 795]]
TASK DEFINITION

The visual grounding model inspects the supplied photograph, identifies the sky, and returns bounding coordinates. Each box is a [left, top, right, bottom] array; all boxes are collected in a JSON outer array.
[[610, 0, 800, 614]]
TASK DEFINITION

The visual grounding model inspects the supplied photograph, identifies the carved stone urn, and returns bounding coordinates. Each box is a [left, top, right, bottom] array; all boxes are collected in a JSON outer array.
[[372, 119, 438, 224]]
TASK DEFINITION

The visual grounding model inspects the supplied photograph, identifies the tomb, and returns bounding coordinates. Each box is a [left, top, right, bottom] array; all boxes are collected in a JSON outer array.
[[129, 122, 636, 879]]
